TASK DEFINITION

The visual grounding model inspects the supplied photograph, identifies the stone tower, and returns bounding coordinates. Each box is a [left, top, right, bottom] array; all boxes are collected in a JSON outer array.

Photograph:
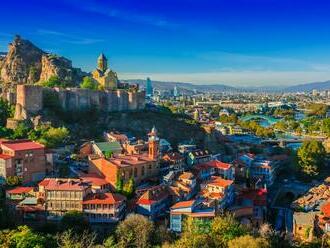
[[97, 53, 108, 72], [148, 126, 159, 160]]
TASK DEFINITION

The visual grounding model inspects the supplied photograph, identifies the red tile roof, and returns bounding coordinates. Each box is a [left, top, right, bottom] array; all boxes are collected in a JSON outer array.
[[83, 193, 125, 205], [7, 186, 34, 194], [171, 200, 195, 209], [80, 174, 110, 186], [207, 160, 231, 170], [0, 154, 13, 160], [321, 202, 330, 217], [163, 152, 184, 161], [38, 178, 51, 187], [41, 178, 89, 191], [1, 140, 44, 151], [207, 176, 233, 188], [137, 185, 169, 205]]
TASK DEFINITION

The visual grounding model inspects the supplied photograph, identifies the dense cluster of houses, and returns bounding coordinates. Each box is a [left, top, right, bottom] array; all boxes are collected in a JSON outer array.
[[291, 178, 330, 242], [2, 127, 290, 232]]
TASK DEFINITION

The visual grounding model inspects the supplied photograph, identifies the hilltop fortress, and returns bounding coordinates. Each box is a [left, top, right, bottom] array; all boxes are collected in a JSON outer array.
[[7, 84, 145, 126], [0, 36, 146, 128]]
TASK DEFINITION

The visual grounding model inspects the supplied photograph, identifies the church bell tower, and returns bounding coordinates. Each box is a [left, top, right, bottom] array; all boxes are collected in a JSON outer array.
[[97, 53, 108, 72], [148, 126, 159, 160]]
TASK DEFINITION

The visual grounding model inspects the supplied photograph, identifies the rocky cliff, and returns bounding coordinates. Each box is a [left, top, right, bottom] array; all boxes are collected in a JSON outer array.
[[0, 35, 86, 86]]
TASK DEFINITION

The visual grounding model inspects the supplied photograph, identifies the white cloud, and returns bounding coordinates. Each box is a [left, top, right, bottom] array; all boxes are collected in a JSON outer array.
[[36, 29, 104, 45]]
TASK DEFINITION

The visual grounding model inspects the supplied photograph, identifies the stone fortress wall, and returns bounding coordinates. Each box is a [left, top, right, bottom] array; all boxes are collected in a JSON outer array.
[[11, 85, 145, 122]]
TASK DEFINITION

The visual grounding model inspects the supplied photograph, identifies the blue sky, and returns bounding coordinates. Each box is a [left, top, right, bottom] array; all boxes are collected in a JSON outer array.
[[2, 0, 330, 86]]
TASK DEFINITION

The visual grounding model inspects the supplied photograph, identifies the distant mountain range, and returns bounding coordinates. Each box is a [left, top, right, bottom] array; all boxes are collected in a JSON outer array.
[[284, 80, 330, 92], [123, 79, 330, 93]]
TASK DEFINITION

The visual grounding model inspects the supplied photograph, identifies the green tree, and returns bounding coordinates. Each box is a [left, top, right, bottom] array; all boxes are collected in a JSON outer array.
[[115, 172, 123, 193], [321, 118, 330, 136], [0, 99, 14, 126], [0, 127, 13, 138], [38, 127, 69, 148], [173, 217, 214, 248], [80, 76, 99, 90], [103, 236, 117, 248], [210, 215, 247, 247], [6, 176, 22, 187], [12, 122, 30, 139], [228, 235, 269, 248], [0, 225, 53, 248], [115, 214, 154, 248], [297, 140, 326, 176], [305, 103, 328, 117], [122, 177, 135, 198], [41, 75, 68, 88], [56, 229, 96, 248]]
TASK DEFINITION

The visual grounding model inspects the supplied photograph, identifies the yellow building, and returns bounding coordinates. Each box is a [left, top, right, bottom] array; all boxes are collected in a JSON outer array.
[[92, 53, 119, 90]]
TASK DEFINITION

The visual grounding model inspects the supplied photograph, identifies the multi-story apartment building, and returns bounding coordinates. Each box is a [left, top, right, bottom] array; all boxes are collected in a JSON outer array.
[[38, 178, 91, 220], [0, 139, 46, 183]]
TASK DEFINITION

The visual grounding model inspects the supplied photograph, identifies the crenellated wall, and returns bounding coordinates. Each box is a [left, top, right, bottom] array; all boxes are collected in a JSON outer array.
[[12, 85, 145, 121]]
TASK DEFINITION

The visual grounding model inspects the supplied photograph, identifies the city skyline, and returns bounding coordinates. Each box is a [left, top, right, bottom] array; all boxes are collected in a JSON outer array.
[[2, 0, 330, 86]]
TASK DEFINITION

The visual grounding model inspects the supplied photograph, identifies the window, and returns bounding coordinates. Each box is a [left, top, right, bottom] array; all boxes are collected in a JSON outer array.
[[141, 166, 145, 176], [134, 168, 137, 177]]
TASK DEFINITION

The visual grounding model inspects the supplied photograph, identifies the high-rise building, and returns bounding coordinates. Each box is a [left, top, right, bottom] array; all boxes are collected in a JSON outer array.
[[173, 86, 178, 97], [146, 77, 153, 97]]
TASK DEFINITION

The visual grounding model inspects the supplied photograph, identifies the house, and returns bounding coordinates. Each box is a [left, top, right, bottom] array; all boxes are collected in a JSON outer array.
[[170, 199, 216, 232], [193, 162, 215, 181], [229, 188, 267, 228], [161, 152, 185, 174], [210, 160, 235, 180], [16, 197, 45, 221], [0, 139, 47, 183], [317, 201, 330, 233], [178, 144, 197, 155], [6, 186, 35, 201], [237, 153, 284, 186], [187, 150, 212, 167], [38, 178, 92, 220], [136, 185, 170, 220], [194, 160, 235, 180], [200, 176, 234, 210], [83, 192, 126, 223], [169, 172, 198, 201]]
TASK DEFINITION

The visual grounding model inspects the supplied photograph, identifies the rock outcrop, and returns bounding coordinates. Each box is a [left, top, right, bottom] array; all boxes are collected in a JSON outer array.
[[0, 35, 86, 86]]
